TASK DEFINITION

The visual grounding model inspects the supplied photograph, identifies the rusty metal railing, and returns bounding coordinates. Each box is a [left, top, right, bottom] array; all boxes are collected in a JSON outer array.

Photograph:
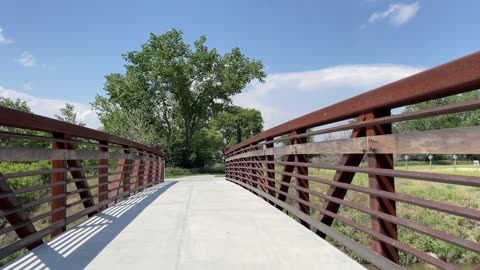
[[225, 52, 480, 270], [0, 108, 164, 261]]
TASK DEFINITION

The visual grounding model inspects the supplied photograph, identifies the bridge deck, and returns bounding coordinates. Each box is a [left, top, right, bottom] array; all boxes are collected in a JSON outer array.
[[3, 175, 364, 270]]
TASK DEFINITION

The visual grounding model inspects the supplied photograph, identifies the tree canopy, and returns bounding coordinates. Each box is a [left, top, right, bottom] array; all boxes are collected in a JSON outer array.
[[55, 103, 85, 126], [93, 29, 266, 167]]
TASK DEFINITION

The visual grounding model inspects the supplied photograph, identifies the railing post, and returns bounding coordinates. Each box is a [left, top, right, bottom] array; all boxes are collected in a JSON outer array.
[[122, 148, 133, 198], [161, 158, 165, 182], [318, 114, 367, 238], [366, 109, 399, 264], [143, 154, 151, 188], [154, 157, 159, 183], [137, 152, 146, 191], [131, 152, 142, 193], [51, 133, 67, 237], [293, 129, 310, 229], [265, 137, 276, 199], [109, 146, 130, 205], [98, 141, 108, 211]]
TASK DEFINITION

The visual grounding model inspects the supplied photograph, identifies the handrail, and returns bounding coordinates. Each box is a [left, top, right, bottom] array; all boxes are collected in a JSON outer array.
[[0, 106, 164, 156], [224, 51, 480, 270], [226, 51, 480, 155]]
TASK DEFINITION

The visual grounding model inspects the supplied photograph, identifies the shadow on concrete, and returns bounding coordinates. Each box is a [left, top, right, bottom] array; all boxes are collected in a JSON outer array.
[[2, 181, 177, 270]]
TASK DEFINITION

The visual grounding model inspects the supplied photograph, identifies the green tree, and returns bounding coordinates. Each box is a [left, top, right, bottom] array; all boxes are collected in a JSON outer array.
[[94, 29, 266, 167], [0, 97, 31, 113], [211, 106, 263, 148], [55, 103, 85, 126]]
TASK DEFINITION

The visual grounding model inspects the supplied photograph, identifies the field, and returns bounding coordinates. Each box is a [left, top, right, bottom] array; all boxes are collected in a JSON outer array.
[[279, 161, 480, 265]]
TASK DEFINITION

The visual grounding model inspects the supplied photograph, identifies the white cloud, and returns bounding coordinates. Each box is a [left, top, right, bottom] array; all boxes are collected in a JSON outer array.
[[16, 52, 37, 67], [0, 86, 101, 128], [0, 28, 13, 44], [233, 64, 424, 129], [369, 2, 420, 26]]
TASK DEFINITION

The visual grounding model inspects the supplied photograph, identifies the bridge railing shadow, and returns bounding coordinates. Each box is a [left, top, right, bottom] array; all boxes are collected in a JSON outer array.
[[2, 181, 177, 270]]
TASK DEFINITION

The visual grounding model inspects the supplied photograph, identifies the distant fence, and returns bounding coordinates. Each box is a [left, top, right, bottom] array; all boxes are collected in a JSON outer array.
[[225, 52, 480, 270], [0, 108, 164, 261]]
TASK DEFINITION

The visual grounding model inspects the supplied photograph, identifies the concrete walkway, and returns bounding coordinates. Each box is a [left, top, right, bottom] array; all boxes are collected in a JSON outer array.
[[3, 175, 364, 270]]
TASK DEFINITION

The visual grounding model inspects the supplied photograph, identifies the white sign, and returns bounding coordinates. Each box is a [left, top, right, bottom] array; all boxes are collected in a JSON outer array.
[[453, 155, 458, 160], [404, 155, 409, 160], [474, 160, 479, 166], [428, 155, 433, 160]]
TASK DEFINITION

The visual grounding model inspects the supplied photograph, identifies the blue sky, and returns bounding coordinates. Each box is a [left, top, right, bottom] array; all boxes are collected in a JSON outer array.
[[0, 1, 479, 128]]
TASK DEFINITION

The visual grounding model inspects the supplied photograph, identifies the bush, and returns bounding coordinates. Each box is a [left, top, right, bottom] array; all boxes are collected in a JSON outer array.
[[0, 161, 51, 210]]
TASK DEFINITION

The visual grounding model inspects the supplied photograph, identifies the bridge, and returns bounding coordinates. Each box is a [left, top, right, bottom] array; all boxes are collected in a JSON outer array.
[[1, 52, 480, 270]]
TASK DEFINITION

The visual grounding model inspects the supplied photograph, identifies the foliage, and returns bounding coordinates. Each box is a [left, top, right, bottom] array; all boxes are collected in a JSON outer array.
[[55, 103, 85, 126], [93, 29, 266, 167], [165, 164, 225, 178], [0, 161, 51, 209], [211, 106, 263, 148]]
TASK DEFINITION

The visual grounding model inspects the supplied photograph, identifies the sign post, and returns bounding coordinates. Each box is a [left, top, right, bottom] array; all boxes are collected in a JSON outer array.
[[404, 155, 409, 170], [453, 155, 458, 171], [428, 155, 433, 169]]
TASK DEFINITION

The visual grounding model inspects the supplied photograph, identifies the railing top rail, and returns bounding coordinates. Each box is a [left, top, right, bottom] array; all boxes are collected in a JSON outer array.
[[226, 51, 480, 155], [0, 106, 164, 156]]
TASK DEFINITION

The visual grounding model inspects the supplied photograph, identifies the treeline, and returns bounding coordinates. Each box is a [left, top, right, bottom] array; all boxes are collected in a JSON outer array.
[[92, 29, 265, 168]]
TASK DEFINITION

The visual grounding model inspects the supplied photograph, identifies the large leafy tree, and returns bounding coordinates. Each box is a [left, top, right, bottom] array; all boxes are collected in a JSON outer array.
[[94, 29, 266, 167], [211, 106, 263, 149]]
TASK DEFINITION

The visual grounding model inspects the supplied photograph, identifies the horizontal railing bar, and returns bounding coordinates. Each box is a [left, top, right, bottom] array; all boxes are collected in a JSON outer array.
[[228, 175, 455, 270], [0, 165, 111, 181], [229, 164, 480, 220], [0, 182, 65, 199], [0, 207, 67, 236], [226, 98, 480, 157], [0, 148, 161, 162], [0, 131, 110, 148], [0, 106, 164, 157], [226, 126, 480, 161], [229, 172, 480, 254], [227, 177, 404, 270], [66, 191, 108, 209], [0, 194, 65, 217], [231, 160, 480, 187]]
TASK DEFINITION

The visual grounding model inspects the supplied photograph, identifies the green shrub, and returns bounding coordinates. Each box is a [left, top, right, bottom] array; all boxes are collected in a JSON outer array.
[[0, 161, 51, 211]]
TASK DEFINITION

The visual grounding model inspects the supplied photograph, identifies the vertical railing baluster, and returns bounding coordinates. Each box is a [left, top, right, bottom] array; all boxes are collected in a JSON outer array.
[[131, 151, 142, 193], [137, 152, 146, 191], [293, 129, 310, 229], [143, 154, 151, 188], [265, 137, 276, 200], [98, 141, 108, 211], [366, 110, 398, 264], [51, 133, 67, 237], [122, 147, 132, 198]]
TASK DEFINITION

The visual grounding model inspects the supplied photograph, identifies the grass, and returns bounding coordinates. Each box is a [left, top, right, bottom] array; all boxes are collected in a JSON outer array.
[[165, 164, 225, 178], [276, 162, 480, 265]]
